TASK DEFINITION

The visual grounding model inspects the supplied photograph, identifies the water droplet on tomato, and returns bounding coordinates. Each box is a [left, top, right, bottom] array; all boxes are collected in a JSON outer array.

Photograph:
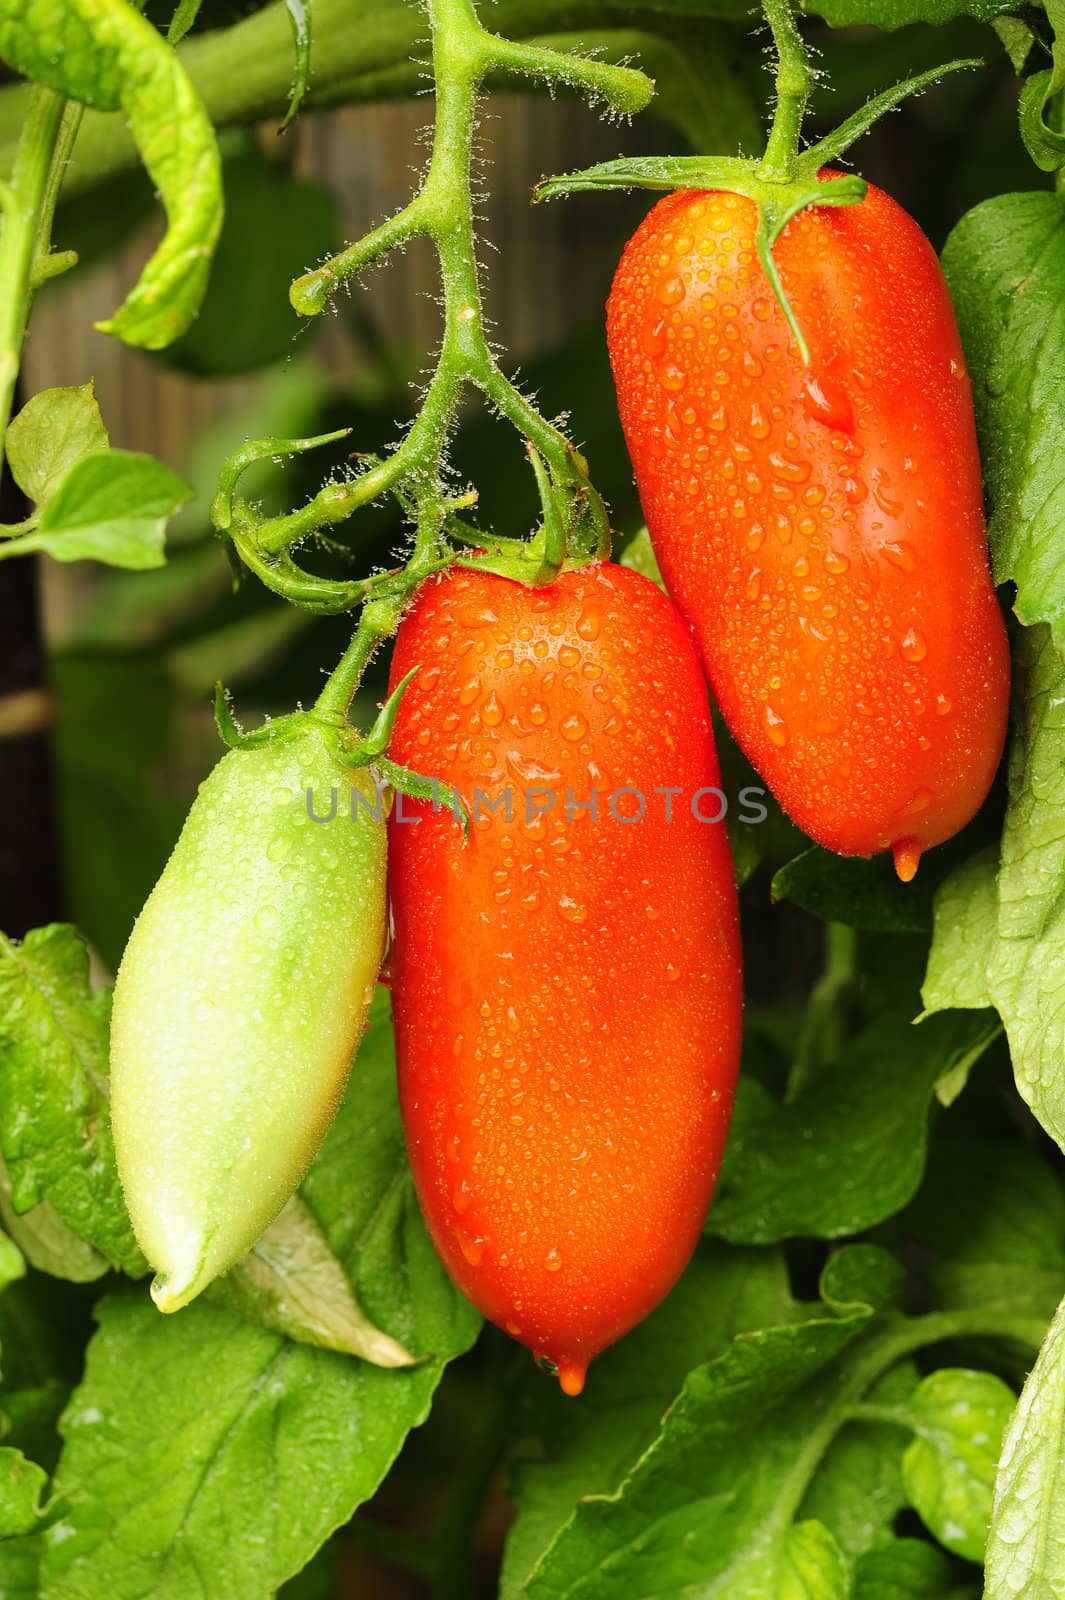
[[748, 402, 770, 439], [824, 549, 849, 576], [459, 1232, 487, 1266], [658, 274, 685, 306], [893, 838, 922, 882], [882, 541, 917, 574], [545, 1248, 562, 1272], [903, 789, 932, 816], [765, 706, 788, 747], [745, 569, 762, 601], [561, 712, 588, 742], [769, 451, 810, 485], [556, 1359, 586, 1397], [900, 628, 927, 663], [576, 611, 600, 641], [558, 895, 588, 924], [658, 362, 687, 393], [936, 693, 952, 717], [458, 676, 481, 707], [481, 690, 504, 727], [802, 372, 854, 432], [872, 470, 904, 518]]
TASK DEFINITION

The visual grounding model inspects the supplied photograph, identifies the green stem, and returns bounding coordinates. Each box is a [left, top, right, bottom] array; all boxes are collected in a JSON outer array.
[[758, 0, 812, 183], [0, 90, 81, 462], [786, 922, 858, 1102], [772, 1306, 1046, 1533]]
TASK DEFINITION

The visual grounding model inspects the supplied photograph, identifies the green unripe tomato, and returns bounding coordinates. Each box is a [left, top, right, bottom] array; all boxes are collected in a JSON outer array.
[[110, 723, 386, 1312]]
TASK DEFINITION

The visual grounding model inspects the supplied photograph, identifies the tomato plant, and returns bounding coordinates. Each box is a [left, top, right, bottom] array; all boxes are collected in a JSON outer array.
[[0, 0, 1063, 1594]]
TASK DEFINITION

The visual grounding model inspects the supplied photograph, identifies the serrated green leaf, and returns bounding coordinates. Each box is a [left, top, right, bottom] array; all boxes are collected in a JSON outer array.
[[899, 1368, 1015, 1561], [213, 1193, 415, 1365], [0, 1229, 23, 1293], [39, 995, 480, 1600], [0, 925, 144, 1276], [0, 0, 222, 348], [801, 1365, 921, 1565], [986, 627, 1065, 1154], [522, 1302, 872, 1599], [0, 451, 191, 570], [985, 1292, 1065, 1598], [0, 1448, 48, 1540], [4, 385, 109, 507], [502, 1243, 796, 1598], [943, 192, 1065, 649], [921, 847, 998, 1015], [0, 1153, 108, 1284], [851, 1538, 957, 1599], [706, 1011, 999, 1244]]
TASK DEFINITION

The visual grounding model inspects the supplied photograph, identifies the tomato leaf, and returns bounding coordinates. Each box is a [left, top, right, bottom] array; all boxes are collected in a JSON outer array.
[[0, 0, 223, 348], [851, 1538, 964, 1598], [804, 0, 1015, 27], [705, 1011, 1000, 1244], [773, 847, 935, 933], [0, 1152, 109, 1284], [900, 1135, 1065, 1323], [4, 384, 109, 507], [520, 1279, 874, 1599], [156, 142, 339, 376], [943, 192, 1065, 649], [921, 846, 997, 1014], [0, 1228, 24, 1292], [984, 1293, 1065, 1599], [502, 1243, 796, 1598], [0, 1448, 49, 1540], [39, 994, 481, 1600], [0, 925, 144, 1276], [213, 1194, 416, 1366], [895, 1369, 1015, 1562], [0, 451, 192, 570], [924, 629, 1065, 1157]]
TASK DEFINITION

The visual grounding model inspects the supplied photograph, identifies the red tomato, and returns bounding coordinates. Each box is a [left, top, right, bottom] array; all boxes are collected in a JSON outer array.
[[387, 563, 741, 1394], [606, 177, 1010, 879]]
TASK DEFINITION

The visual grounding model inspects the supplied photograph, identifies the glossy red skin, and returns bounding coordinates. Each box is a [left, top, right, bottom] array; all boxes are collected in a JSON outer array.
[[387, 563, 741, 1394], [607, 178, 1010, 875]]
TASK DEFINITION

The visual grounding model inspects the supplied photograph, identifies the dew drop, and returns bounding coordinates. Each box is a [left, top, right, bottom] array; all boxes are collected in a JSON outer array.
[[482, 690, 504, 726], [560, 712, 588, 743], [893, 838, 922, 883], [882, 541, 917, 574], [458, 676, 481, 707], [900, 628, 927, 663], [529, 702, 548, 726], [765, 706, 788, 747], [824, 549, 849, 576], [802, 372, 854, 432], [903, 789, 932, 816], [576, 611, 600, 641], [657, 274, 685, 306], [558, 895, 588, 924], [658, 362, 687, 393], [545, 1248, 562, 1272], [745, 569, 762, 601], [936, 693, 952, 717], [748, 402, 770, 440]]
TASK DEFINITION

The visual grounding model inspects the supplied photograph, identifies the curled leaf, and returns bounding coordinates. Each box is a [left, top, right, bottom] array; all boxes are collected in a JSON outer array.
[[0, 0, 223, 348]]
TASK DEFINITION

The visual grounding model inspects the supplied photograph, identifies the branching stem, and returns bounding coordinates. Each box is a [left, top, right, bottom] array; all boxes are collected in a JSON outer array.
[[0, 90, 82, 463]]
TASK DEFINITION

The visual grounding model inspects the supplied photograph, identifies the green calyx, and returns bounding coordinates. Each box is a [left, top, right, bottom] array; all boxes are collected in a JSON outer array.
[[537, 56, 983, 365], [214, 675, 469, 842]]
